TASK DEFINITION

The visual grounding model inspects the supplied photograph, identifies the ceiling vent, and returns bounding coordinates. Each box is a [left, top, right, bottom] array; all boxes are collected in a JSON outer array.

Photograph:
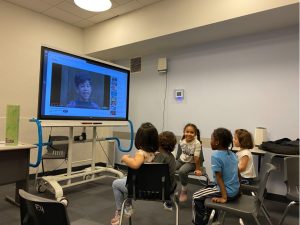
[[130, 57, 142, 73]]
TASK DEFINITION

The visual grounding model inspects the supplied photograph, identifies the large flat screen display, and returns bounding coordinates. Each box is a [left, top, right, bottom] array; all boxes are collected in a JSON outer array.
[[38, 46, 130, 121]]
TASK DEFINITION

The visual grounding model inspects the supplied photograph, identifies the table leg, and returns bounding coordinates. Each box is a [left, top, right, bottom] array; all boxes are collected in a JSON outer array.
[[5, 179, 28, 207]]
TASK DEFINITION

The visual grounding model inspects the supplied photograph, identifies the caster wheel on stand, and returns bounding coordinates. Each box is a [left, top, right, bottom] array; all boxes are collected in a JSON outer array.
[[36, 180, 47, 193], [58, 197, 69, 207]]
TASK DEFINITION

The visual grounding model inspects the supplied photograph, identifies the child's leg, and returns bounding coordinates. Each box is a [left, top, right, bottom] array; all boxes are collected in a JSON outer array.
[[175, 160, 184, 170], [177, 162, 195, 187], [177, 162, 195, 202], [192, 186, 221, 225], [112, 177, 128, 211]]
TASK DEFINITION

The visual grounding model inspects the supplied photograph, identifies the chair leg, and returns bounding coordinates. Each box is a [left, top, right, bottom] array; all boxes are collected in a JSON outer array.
[[262, 203, 271, 219], [219, 210, 226, 225], [261, 204, 274, 225], [278, 201, 298, 225], [239, 218, 245, 225], [119, 198, 130, 225], [207, 209, 216, 225], [129, 216, 132, 225], [173, 198, 179, 225], [252, 214, 262, 225]]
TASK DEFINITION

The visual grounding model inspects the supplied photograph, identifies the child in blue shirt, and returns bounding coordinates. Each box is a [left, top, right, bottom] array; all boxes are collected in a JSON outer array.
[[192, 128, 240, 225]]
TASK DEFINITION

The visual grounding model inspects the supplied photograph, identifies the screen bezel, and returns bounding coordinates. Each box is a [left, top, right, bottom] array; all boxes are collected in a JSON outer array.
[[37, 46, 130, 121]]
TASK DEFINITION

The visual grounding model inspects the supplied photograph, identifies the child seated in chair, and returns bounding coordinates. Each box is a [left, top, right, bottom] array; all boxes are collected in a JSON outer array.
[[233, 129, 256, 185], [176, 123, 203, 202], [154, 131, 177, 211], [192, 128, 240, 225], [110, 122, 159, 225]]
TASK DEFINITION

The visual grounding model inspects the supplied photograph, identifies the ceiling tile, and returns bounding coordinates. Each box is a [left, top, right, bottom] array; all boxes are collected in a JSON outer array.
[[41, 0, 65, 6], [111, 0, 142, 16], [73, 19, 95, 28], [87, 11, 115, 23], [137, 0, 161, 6], [113, 0, 132, 5], [43, 7, 81, 24], [5, 0, 52, 12], [3, 0, 165, 28], [56, 1, 98, 19]]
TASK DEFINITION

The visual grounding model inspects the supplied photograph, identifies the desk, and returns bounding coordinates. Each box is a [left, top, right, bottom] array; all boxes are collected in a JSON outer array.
[[0, 142, 35, 206]]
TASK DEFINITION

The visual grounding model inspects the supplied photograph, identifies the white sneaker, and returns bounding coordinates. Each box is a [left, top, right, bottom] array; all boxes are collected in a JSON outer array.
[[163, 202, 173, 212], [124, 205, 134, 218]]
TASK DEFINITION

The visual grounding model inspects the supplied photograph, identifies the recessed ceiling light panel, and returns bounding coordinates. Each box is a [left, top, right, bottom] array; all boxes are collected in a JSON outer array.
[[74, 0, 112, 12]]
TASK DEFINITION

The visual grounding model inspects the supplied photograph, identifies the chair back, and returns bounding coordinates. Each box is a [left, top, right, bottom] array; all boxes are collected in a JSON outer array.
[[259, 152, 276, 179], [45, 135, 68, 159], [126, 163, 171, 201], [256, 163, 276, 204], [19, 189, 70, 225], [284, 156, 299, 193]]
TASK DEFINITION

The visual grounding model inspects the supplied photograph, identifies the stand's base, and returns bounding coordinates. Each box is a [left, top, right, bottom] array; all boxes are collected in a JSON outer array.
[[36, 166, 124, 205]]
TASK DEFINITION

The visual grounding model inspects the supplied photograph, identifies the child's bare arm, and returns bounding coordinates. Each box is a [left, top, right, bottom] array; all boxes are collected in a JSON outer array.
[[121, 152, 144, 169], [193, 156, 202, 176], [211, 172, 227, 203], [238, 155, 249, 172]]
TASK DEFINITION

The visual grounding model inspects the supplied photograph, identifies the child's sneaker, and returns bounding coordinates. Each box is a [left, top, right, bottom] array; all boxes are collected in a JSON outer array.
[[124, 205, 134, 218], [163, 201, 173, 211], [111, 210, 120, 225], [179, 190, 188, 202]]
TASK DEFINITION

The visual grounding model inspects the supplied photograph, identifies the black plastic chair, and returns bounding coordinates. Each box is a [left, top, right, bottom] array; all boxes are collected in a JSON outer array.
[[41, 135, 69, 175], [240, 151, 276, 193], [19, 189, 101, 225], [119, 163, 179, 225], [278, 156, 299, 225], [19, 189, 70, 225], [204, 163, 276, 225], [175, 143, 210, 186], [240, 151, 276, 220]]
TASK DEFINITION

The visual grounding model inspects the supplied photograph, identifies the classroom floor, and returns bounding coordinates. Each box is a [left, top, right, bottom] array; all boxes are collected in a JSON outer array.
[[0, 177, 298, 225]]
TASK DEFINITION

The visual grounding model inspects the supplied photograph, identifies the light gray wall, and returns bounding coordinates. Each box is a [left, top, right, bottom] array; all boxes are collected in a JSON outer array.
[[126, 26, 299, 139], [0, 1, 112, 173], [115, 26, 299, 195]]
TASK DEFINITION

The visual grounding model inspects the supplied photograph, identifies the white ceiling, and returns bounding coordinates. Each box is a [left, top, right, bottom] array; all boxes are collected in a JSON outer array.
[[3, 0, 164, 28]]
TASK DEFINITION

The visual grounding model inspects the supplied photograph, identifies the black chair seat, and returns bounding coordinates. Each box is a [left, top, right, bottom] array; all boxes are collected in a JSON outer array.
[[205, 195, 257, 215]]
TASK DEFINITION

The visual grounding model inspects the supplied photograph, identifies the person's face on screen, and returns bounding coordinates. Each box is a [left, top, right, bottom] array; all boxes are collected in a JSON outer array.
[[77, 80, 92, 102]]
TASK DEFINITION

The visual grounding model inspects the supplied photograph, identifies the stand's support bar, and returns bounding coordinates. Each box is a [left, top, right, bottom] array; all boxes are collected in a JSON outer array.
[[67, 127, 73, 185], [91, 127, 96, 171]]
